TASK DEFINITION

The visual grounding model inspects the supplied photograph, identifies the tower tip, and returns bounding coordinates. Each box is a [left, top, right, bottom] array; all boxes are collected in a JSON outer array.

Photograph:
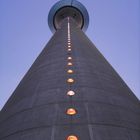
[[48, 0, 89, 33]]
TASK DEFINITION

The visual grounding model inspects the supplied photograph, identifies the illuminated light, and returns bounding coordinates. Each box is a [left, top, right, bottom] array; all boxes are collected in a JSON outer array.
[[68, 57, 72, 60], [67, 78, 74, 83], [66, 108, 77, 115], [68, 48, 71, 51], [67, 69, 73, 74], [68, 43, 71, 45], [67, 90, 75, 96], [67, 135, 78, 140], [67, 62, 73, 66], [68, 46, 71, 48]]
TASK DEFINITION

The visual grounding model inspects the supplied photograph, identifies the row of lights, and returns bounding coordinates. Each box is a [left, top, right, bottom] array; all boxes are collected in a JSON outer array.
[[66, 17, 78, 140]]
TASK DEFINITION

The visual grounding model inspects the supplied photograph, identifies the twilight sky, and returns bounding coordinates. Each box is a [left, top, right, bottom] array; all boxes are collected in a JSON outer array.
[[0, 0, 140, 110]]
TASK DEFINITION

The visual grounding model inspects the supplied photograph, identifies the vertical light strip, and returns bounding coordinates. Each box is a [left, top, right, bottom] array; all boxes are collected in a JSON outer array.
[[67, 17, 74, 87], [66, 17, 79, 140], [68, 17, 70, 40]]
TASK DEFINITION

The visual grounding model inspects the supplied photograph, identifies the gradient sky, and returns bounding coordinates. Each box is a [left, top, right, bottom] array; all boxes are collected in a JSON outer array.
[[0, 0, 140, 110]]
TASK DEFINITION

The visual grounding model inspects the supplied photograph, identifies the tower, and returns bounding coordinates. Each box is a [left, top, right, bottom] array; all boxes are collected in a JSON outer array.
[[0, 0, 140, 139]]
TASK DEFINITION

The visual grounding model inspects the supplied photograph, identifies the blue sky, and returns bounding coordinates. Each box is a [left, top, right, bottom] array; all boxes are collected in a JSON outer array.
[[0, 0, 140, 110]]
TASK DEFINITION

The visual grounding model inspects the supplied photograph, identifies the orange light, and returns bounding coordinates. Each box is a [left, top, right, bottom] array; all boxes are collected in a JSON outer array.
[[67, 78, 74, 83], [67, 69, 73, 74], [66, 108, 77, 115], [67, 135, 78, 140], [67, 90, 75, 96], [67, 62, 73, 66], [68, 57, 72, 60]]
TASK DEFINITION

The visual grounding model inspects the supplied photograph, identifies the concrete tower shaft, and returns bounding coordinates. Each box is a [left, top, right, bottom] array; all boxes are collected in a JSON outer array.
[[0, 16, 140, 140]]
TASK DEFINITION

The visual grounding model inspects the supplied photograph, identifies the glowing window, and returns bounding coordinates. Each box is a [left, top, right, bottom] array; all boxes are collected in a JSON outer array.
[[67, 62, 73, 66], [68, 43, 71, 45], [66, 108, 77, 115], [67, 90, 75, 96], [68, 48, 71, 51], [67, 78, 74, 83], [68, 46, 71, 48], [67, 135, 78, 140], [67, 69, 73, 74], [68, 57, 72, 60]]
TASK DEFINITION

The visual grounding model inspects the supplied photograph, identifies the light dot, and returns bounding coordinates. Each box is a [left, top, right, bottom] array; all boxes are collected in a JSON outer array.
[[68, 45, 71, 48], [68, 57, 72, 60], [68, 43, 71, 45], [67, 135, 78, 140], [67, 90, 75, 96], [67, 69, 73, 74], [68, 48, 71, 51], [67, 78, 74, 83], [66, 108, 77, 115], [67, 62, 73, 66]]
